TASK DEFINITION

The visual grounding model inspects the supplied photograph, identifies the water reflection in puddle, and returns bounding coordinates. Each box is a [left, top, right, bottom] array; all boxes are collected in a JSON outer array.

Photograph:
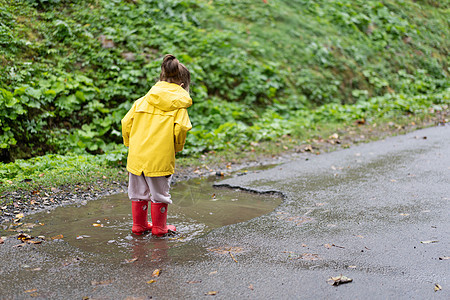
[[17, 176, 281, 258]]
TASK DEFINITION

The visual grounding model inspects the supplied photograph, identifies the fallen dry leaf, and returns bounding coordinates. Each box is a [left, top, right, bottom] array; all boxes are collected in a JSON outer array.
[[329, 133, 339, 139], [92, 223, 104, 227], [51, 235, 64, 240], [0, 237, 4, 244], [21, 223, 37, 229], [299, 253, 321, 261], [24, 289, 37, 293], [327, 274, 353, 286], [248, 284, 254, 290], [421, 240, 439, 244], [124, 258, 138, 263], [348, 265, 357, 269], [209, 271, 217, 275], [301, 243, 308, 247], [186, 280, 202, 284], [438, 256, 450, 260], [434, 283, 442, 292], [62, 257, 82, 267], [146, 280, 156, 284], [152, 269, 161, 277], [13, 243, 25, 248], [229, 251, 238, 263], [15, 213, 24, 220], [208, 246, 244, 255], [205, 291, 218, 296], [17, 233, 32, 241], [27, 240, 42, 245], [76, 235, 91, 240], [323, 243, 345, 249]]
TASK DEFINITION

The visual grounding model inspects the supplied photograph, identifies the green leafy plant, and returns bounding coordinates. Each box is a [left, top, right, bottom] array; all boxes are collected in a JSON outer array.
[[0, 0, 448, 166]]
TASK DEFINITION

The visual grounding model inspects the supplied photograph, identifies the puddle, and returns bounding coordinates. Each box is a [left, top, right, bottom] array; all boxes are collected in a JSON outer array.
[[2, 176, 281, 259]]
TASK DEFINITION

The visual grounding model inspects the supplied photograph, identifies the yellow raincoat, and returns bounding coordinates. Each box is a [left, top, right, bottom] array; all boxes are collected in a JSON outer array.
[[121, 81, 192, 177]]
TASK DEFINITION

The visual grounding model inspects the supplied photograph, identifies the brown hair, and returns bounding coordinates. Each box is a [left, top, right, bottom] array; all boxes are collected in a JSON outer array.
[[159, 54, 191, 91]]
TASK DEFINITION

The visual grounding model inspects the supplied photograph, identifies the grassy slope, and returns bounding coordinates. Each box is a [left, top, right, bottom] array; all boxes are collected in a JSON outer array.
[[209, 0, 449, 102]]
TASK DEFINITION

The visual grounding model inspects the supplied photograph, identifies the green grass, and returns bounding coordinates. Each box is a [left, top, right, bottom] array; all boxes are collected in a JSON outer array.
[[0, 0, 449, 197]]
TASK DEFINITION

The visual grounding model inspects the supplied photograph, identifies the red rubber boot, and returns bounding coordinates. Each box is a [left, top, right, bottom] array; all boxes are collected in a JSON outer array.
[[151, 202, 176, 236], [131, 200, 152, 235]]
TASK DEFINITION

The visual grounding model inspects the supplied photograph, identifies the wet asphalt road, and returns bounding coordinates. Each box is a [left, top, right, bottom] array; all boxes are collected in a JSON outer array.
[[0, 125, 449, 299]]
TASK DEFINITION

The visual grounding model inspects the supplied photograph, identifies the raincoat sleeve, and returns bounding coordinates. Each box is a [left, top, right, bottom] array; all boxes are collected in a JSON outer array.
[[121, 103, 136, 147], [174, 108, 192, 153]]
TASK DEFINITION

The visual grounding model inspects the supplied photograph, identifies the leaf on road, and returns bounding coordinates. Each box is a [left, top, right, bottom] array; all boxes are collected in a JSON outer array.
[[0, 237, 4, 244], [186, 280, 202, 284], [27, 240, 42, 245], [24, 289, 37, 293], [205, 291, 218, 296], [51, 234, 64, 240], [152, 269, 161, 277], [14, 213, 24, 222], [324, 243, 345, 249], [248, 284, 254, 290], [76, 235, 91, 240], [17, 233, 32, 241], [329, 133, 339, 139], [92, 223, 104, 227], [434, 284, 442, 292], [439, 256, 450, 260], [327, 274, 353, 286], [347, 265, 357, 269], [208, 246, 244, 255], [124, 257, 138, 263], [299, 253, 321, 261], [146, 280, 156, 284], [62, 257, 82, 266], [421, 240, 439, 244], [229, 251, 238, 263], [21, 223, 37, 229]]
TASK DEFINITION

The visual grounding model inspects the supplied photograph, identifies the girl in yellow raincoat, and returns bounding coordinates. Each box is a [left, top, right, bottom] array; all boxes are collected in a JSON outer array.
[[121, 54, 192, 236]]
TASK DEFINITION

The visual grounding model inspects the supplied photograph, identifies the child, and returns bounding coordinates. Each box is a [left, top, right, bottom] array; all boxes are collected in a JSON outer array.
[[121, 54, 192, 236]]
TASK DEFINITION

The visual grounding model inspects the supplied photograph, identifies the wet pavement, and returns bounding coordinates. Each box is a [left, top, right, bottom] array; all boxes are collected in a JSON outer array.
[[0, 125, 449, 299]]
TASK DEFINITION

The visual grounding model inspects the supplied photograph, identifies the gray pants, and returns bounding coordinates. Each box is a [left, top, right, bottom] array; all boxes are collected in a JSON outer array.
[[127, 173, 173, 204]]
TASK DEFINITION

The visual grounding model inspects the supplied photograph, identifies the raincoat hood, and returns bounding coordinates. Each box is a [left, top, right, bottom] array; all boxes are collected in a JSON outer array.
[[144, 81, 192, 111], [121, 80, 193, 177]]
